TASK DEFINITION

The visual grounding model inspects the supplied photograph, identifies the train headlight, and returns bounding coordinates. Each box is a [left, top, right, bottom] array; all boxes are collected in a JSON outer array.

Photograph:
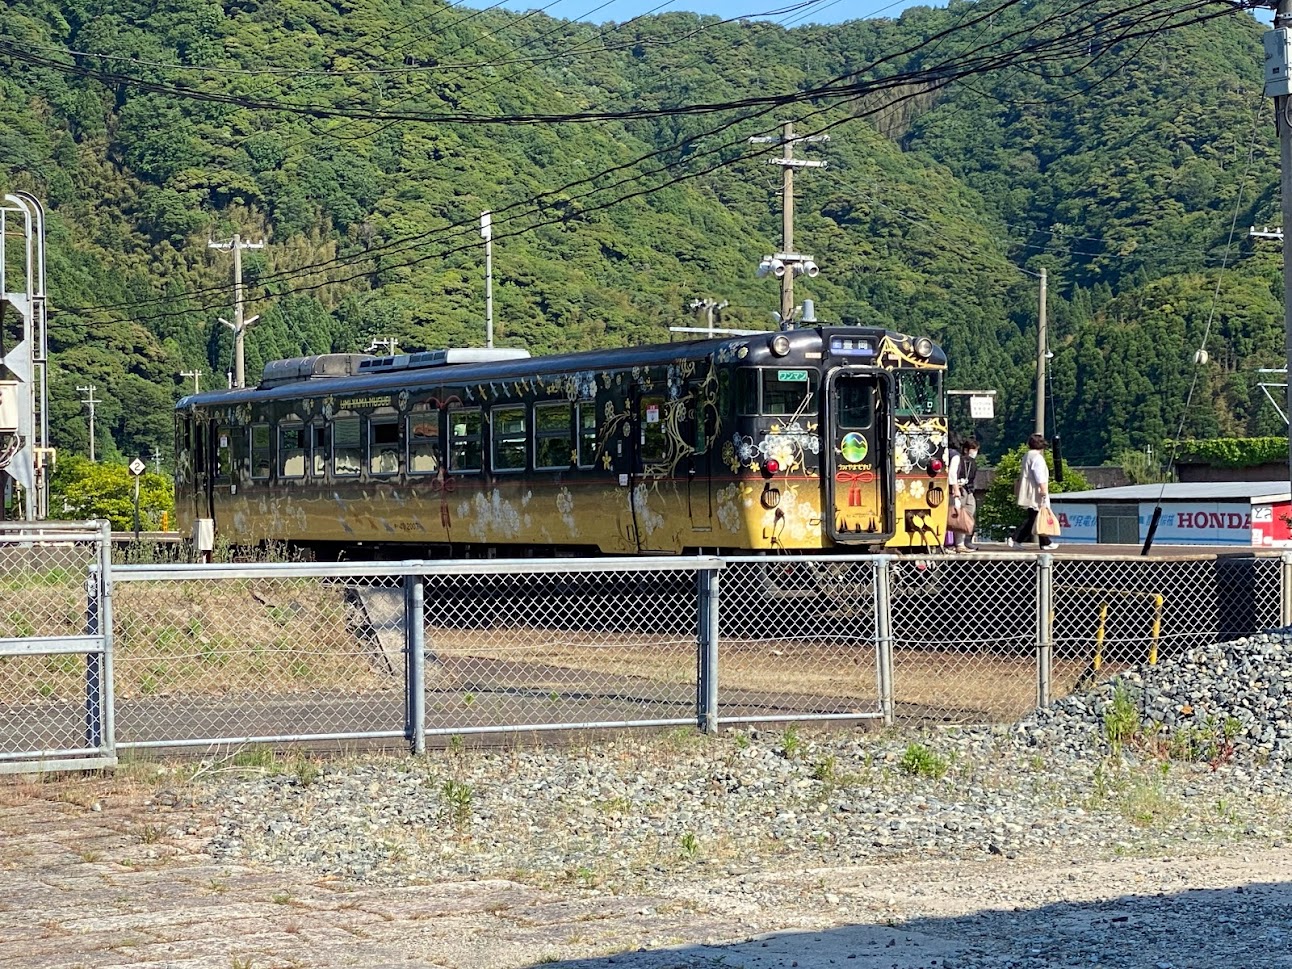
[[770, 334, 791, 357], [914, 336, 934, 358]]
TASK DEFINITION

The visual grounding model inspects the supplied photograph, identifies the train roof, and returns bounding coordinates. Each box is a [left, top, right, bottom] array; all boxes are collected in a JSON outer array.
[[175, 326, 945, 410]]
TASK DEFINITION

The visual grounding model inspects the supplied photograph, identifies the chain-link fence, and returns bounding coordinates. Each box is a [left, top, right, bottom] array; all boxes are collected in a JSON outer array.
[[3, 535, 1290, 772], [0, 521, 113, 773]]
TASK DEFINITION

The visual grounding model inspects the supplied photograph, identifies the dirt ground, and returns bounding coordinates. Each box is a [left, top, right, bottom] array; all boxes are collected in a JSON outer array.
[[2, 774, 1290, 969]]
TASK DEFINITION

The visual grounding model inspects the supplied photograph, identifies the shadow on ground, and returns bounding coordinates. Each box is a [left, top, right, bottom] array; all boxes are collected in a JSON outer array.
[[525, 881, 1292, 969]]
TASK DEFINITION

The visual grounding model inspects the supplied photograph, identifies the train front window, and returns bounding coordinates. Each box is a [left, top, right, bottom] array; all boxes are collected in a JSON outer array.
[[736, 368, 818, 416], [763, 369, 816, 416], [492, 405, 527, 472], [837, 381, 874, 429], [895, 370, 942, 416], [408, 406, 440, 474], [334, 416, 361, 476], [535, 403, 573, 470], [449, 408, 482, 473], [280, 423, 306, 478]]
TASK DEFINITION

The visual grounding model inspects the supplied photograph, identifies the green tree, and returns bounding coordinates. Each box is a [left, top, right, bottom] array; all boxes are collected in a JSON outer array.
[[50, 456, 174, 531]]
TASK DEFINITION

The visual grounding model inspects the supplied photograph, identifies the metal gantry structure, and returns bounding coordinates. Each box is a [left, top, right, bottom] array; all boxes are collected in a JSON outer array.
[[0, 192, 52, 520]]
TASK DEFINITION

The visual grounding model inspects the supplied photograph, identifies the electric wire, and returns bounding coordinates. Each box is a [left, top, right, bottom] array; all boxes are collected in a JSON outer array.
[[37, 0, 1239, 329]]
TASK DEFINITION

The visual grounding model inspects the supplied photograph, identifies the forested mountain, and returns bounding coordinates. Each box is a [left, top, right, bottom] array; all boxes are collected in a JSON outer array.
[[0, 0, 1282, 467]]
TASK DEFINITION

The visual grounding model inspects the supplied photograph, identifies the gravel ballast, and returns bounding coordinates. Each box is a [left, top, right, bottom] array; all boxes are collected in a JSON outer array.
[[180, 631, 1292, 968]]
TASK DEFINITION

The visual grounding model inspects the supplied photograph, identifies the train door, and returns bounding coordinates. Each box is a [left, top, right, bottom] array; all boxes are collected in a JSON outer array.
[[823, 369, 894, 542], [193, 420, 216, 521], [630, 388, 670, 551]]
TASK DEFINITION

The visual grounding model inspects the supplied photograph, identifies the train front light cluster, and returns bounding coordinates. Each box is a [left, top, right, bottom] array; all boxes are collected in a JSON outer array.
[[769, 334, 791, 357]]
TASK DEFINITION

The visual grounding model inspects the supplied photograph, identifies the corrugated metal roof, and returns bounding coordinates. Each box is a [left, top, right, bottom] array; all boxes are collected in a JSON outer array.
[[1048, 481, 1291, 503]]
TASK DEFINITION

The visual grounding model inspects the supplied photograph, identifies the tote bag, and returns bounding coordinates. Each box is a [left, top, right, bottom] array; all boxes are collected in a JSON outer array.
[[1037, 504, 1061, 537], [947, 504, 975, 535]]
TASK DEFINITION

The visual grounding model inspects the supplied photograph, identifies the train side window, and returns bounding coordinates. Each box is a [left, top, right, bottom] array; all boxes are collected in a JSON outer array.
[[251, 424, 272, 479], [639, 396, 667, 464], [576, 403, 598, 469], [334, 415, 361, 476], [369, 417, 401, 475], [492, 405, 527, 472], [311, 422, 330, 477], [735, 370, 760, 416], [762, 369, 817, 416], [408, 406, 440, 475], [280, 423, 306, 478], [535, 403, 573, 470], [216, 426, 234, 482], [449, 408, 482, 473]]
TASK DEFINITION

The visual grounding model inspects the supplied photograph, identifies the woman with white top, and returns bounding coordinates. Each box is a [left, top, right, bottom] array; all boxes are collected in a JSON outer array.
[[1009, 433, 1058, 550]]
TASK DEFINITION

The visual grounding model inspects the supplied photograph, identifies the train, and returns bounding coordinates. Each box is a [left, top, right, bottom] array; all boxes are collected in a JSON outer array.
[[173, 320, 950, 558]]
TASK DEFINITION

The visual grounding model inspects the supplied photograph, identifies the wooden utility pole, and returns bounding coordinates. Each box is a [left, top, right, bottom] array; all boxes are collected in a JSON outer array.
[[209, 233, 265, 388], [1033, 267, 1048, 437], [750, 122, 827, 322]]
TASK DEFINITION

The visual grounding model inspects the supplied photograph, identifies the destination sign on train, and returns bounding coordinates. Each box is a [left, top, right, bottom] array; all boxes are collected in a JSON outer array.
[[829, 336, 875, 357]]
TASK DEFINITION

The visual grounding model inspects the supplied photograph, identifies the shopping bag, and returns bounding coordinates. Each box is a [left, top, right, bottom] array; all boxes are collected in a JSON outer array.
[[947, 504, 975, 535], [1037, 504, 1061, 537]]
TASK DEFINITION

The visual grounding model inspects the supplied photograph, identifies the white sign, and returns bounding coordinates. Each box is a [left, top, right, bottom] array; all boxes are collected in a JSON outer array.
[[1051, 502, 1098, 543], [969, 394, 995, 419], [129, 458, 146, 476], [1138, 502, 1252, 545]]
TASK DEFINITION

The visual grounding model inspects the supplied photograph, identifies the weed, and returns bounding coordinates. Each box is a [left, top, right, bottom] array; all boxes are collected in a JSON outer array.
[[548, 690, 561, 702], [899, 743, 948, 780], [208, 879, 228, 894], [78, 849, 102, 863], [463, 692, 476, 707], [810, 754, 838, 784], [732, 732, 751, 751], [1103, 683, 1140, 757], [270, 891, 294, 905], [441, 779, 474, 826], [781, 726, 803, 760], [679, 832, 700, 859], [138, 824, 164, 845], [231, 956, 255, 969], [232, 746, 277, 771], [291, 756, 321, 787]]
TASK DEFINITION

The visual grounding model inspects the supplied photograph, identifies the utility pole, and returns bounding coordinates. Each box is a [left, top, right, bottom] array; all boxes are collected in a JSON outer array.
[[366, 337, 401, 356], [688, 298, 729, 337], [209, 233, 265, 388], [1033, 267, 1048, 436], [152, 445, 162, 475], [1266, 9, 1292, 485], [77, 384, 100, 462], [750, 122, 827, 322], [180, 370, 203, 394], [481, 211, 494, 349]]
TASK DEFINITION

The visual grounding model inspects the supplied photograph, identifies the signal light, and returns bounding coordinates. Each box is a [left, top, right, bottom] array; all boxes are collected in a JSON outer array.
[[765, 459, 780, 475], [930, 457, 944, 474]]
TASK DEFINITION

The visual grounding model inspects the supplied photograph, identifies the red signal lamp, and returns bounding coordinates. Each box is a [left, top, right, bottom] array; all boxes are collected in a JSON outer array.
[[764, 458, 780, 475], [929, 457, 944, 474]]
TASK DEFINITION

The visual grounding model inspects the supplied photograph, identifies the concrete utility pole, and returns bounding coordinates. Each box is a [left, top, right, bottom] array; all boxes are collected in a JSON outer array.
[[481, 211, 494, 349], [688, 298, 729, 337], [750, 122, 827, 322], [366, 337, 400, 356], [77, 384, 100, 462], [209, 233, 265, 388], [152, 445, 162, 475], [1033, 267, 1048, 436], [180, 370, 203, 394], [1264, 6, 1292, 483]]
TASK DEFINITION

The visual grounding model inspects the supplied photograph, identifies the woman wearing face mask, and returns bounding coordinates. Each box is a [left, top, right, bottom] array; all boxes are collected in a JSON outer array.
[[952, 436, 980, 551]]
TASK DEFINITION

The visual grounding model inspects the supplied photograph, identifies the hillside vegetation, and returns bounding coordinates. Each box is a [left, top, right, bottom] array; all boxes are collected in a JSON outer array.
[[0, 0, 1282, 468]]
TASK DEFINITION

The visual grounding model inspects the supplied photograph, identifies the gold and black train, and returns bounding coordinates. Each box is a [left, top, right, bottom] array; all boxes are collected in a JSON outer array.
[[174, 323, 950, 557]]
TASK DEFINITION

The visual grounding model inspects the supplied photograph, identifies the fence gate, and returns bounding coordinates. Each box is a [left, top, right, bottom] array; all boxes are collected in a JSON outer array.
[[0, 520, 115, 773]]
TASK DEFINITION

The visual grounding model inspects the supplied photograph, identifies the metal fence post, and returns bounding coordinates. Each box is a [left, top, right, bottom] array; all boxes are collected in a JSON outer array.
[[406, 573, 426, 755], [696, 567, 720, 735], [84, 565, 102, 750], [96, 520, 117, 760], [1036, 552, 1053, 708], [873, 556, 894, 726], [1282, 553, 1292, 628]]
